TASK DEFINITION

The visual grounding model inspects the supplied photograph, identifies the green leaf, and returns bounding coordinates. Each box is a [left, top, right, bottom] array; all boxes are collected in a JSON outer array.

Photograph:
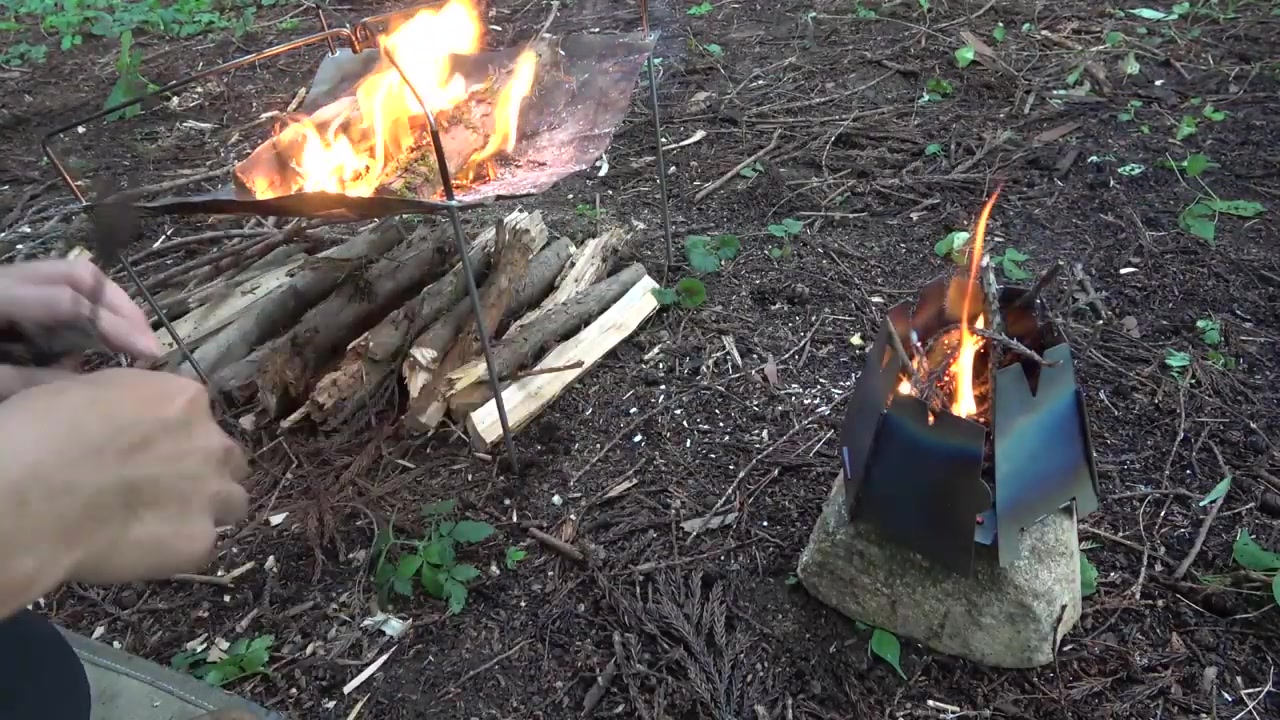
[[421, 567, 447, 598], [934, 230, 970, 258], [1164, 348, 1192, 368], [675, 277, 707, 309], [955, 45, 975, 69], [781, 218, 803, 235], [1000, 257, 1032, 281], [1232, 529, 1280, 572], [784, 574, 799, 585], [201, 666, 228, 687], [504, 546, 527, 569], [396, 554, 424, 579], [1117, 163, 1145, 176], [869, 628, 907, 679], [1003, 248, 1029, 262], [1179, 204, 1216, 244], [450, 563, 481, 583], [436, 520, 457, 539], [992, 24, 1006, 42], [444, 578, 469, 615], [1199, 477, 1231, 507], [1202, 104, 1227, 121], [687, 2, 713, 17], [1203, 199, 1265, 218], [1184, 153, 1210, 177], [450, 520, 496, 544], [924, 77, 952, 96], [769, 247, 784, 259], [227, 639, 249, 657], [1129, 8, 1175, 21], [652, 287, 678, 306], [421, 538, 456, 567], [1196, 319, 1222, 346], [702, 43, 723, 57], [423, 499, 457, 517], [1065, 65, 1083, 86], [1080, 553, 1098, 597], [1272, 574, 1280, 608], [247, 635, 274, 654], [1105, 30, 1124, 46], [685, 235, 721, 273], [392, 575, 414, 597], [1175, 115, 1198, 140], [924, 143, 943, 157], [715, 234, 741, 260]]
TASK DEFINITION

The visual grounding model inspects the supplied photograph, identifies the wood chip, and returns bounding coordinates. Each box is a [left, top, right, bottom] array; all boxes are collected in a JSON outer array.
[[680, 512, 739, 534]]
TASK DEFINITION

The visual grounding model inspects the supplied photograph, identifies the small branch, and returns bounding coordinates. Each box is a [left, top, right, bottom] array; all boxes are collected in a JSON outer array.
[[115, 165, 233, 202], [169, 561, 256, 587], [693, 128, 783, 203], [1174, 440, 1235, 579], [511, 360, 584, 380], [1011, 261, 1063, 310], [971, 326, 1059, 367], [451, 639, 530, 689], [580, 632, 621, 718], [528, 527, 586, 564]]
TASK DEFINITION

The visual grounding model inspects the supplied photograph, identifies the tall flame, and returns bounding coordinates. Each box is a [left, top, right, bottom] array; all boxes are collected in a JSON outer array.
[[950, 187, 1002, 418], [255, 0, 538, 198]]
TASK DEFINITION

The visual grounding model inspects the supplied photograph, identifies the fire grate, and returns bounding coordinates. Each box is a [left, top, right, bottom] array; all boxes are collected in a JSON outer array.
[[839, 192, 1102, 577], [38, 0, 675, 475]]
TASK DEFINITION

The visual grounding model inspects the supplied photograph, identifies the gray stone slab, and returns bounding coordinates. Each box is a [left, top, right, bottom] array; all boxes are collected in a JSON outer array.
[[797, 472, 1081, 669]]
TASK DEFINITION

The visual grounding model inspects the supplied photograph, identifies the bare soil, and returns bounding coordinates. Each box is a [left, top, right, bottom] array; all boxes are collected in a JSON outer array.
[[3, 1, 1280, 718]]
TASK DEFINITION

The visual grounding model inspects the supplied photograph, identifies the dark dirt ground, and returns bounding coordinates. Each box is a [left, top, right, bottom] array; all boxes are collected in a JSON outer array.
[[3, 1, 1280, 718]]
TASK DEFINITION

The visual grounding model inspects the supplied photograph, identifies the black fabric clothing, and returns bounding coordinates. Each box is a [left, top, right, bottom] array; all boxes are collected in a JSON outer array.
[[0, 609, 90, 720]]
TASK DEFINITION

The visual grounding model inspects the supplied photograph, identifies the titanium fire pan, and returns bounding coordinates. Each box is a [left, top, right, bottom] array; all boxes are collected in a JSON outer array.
[[839, 273, 1101, 577]]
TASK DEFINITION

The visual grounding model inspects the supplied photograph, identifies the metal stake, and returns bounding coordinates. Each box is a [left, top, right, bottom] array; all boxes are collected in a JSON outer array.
[[384, 50, 522, 474], [639, 0, 674, 284]]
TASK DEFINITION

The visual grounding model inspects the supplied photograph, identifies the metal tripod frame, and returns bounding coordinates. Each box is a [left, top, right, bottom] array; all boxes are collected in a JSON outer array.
[[38, 0, 675, 476]]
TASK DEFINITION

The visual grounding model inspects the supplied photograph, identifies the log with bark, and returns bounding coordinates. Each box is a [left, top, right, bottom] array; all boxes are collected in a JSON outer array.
[[401, 213, 562, 432], [448, 226, 628, 418], [282, 209, 540, 428], [424, 262, 648, 433], [181, 219, 407, 382], [253, 221, 458, 418]]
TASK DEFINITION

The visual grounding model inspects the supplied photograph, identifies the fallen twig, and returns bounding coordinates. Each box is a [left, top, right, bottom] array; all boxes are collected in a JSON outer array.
[[1174, 441, 1235, 579], [693, 128, 783, 203], [580, 631, 621, 718], [169, 560, 256, 587], [528, 527, 586, 564]]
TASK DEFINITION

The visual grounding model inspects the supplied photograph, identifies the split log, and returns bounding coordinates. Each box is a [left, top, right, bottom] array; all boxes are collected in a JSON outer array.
[[153, 245, 306, 323], [255, 222, 456, 419], [506, 227, 625, 336], [438, 262, 648, 413], [449, 226, 625, 417], [401, 215, 557, 432], [177, 219, 405, 380], [468, 270, 659, 449], [282, 210, 536, 428]]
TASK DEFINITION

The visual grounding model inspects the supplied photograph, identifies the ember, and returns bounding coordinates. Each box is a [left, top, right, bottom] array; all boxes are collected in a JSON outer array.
[[238, 0, 538, 201]]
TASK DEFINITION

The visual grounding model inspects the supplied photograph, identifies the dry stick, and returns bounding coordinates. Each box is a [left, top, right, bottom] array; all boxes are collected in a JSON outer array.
[[580, 633, 621, 718], [129, 228, 272, 263], [1011, 261, 1064, 309], [450, 639, 531, 690], [971, 326, 1059, 367], [692, 128, 783, 203], [115, 164, 233, 202], [1174, 441, 1234, 579], [688, 390, 853, 543], [528, 527, 586, 564], [1080, 525, 1177, 566]]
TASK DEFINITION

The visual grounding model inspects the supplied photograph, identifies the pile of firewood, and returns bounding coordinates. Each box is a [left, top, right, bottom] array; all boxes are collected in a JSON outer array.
[[147, 209, 658, 448]]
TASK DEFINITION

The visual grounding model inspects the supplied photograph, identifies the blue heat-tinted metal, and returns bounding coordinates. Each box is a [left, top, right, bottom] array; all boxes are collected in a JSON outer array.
[[993, 341, 1100, 564]]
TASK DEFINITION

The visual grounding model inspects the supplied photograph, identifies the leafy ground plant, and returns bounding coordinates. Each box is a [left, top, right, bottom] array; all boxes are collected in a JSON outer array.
[[372, 499, 496, 615], [992, 247, 1031, 281], [653, 233, 740, 309], [854, 621, 906, 679], [171, 635, 273, 687], [767, 217, 802, 259]]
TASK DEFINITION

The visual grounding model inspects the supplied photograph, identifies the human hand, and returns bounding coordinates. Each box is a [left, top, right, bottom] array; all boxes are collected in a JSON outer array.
[[0, 258, 162, 360], [0, 368, 248, 605]]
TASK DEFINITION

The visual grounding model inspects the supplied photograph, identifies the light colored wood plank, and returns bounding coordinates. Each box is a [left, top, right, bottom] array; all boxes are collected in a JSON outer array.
[[466, 273, 659, 449]]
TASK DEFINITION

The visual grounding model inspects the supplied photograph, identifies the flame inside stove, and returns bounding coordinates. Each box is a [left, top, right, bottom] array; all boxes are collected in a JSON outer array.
[[950, 188, 1001, 418], [894, 188, 1002, 420], [254, 0, 538, 198]]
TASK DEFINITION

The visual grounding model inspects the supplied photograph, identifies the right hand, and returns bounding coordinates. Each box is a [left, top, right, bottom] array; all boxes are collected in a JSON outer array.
[[0, 368, 249, 587]]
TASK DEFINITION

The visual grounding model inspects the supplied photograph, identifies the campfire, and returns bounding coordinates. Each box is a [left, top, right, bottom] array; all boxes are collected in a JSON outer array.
[[839, 190, 1102, 576], [235, 0, 538, 202]]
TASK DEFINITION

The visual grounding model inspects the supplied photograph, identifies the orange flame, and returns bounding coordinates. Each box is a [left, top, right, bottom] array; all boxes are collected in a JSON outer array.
[[949, 187, 1002, 418], [254, 0, 538, 198]]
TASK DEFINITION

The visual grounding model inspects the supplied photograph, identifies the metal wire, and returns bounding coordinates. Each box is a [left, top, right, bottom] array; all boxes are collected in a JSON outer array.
[[638, 0, 674, 284], [382, 48, 522, 474]]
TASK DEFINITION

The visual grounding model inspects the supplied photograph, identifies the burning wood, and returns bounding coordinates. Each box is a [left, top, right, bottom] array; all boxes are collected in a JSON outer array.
[[235, 0, 540, 202]]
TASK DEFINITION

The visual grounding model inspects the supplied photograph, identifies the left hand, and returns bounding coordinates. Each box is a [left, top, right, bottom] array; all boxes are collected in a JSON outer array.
[[0, 257, 161, 358], [0, 258, 162, 397]]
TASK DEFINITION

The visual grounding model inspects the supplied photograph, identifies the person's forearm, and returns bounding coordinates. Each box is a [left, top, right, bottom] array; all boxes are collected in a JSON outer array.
[[0, 365, 75, 402]]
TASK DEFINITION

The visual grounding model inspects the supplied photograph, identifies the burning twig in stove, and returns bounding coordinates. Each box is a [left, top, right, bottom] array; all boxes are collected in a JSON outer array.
[[970, 325, 1059, 367]]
